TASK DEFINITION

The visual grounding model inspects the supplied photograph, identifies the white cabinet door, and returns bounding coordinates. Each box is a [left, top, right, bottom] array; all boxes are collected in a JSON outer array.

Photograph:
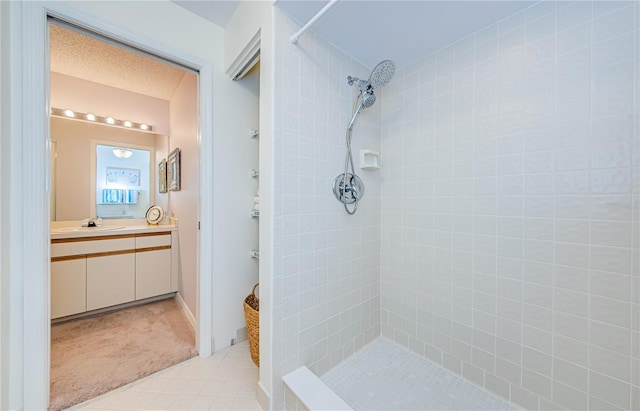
[[86, 252, 135, 311], [51, 258, 86, 319], [135, 249, 171, 300]]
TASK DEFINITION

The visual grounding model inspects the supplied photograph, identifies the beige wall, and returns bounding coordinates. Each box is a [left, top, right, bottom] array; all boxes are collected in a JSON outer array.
[[51, 117, 157, 221], [168, 72, 199, 316], [51, 73, 171, 136], [155, 133, 170, 214]]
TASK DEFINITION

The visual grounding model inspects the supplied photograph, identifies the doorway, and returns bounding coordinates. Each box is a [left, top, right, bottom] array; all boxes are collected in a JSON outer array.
[[6, 2, 216, 408], [48, 19, 202, 409]]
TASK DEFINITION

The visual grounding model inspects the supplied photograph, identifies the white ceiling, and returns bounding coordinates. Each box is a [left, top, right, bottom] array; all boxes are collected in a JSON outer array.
[[275, 0, 538, 69], [170, 0, 538, 69], [171, 0, 241, 28]]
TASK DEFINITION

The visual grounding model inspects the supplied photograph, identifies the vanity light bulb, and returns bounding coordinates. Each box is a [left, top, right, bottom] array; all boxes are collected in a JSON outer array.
[[86, 113, 96, 121], [140, 124, 149, 131], [106, 117, 115, 125], [124, 120, 132, 127], [64, 109, 75, 118]]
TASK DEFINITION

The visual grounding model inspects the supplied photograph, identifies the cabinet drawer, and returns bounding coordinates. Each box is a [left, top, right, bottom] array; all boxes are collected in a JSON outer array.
[[52, 236, 135, 258], [135, 232, 171, 248]]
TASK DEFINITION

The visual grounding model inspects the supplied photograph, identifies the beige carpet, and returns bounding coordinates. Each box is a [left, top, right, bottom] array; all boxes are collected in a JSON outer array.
[[50, 297, 197, 411]]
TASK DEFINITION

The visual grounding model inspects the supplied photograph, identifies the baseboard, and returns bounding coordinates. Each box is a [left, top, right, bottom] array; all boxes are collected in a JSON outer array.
[[51, 293, 175, 324], [236, 326, 248, 343], [257, 380, 270, 411], [175, 292, 196, 332]]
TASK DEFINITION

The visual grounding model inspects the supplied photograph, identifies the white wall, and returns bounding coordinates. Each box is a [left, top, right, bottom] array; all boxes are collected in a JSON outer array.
[[225, 2, 276, 407], [168, 72, 199, 316], [270, 9, 382, 409], [51, 72, 171, 136], [0, 1, 7, 408], [208, 59, 260, 350], [224, 0, 262, 74], [380, 2, 640, 410]]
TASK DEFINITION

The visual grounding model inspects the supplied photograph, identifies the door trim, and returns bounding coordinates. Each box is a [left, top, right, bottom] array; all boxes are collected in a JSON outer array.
[[9, 2, 214, 408]]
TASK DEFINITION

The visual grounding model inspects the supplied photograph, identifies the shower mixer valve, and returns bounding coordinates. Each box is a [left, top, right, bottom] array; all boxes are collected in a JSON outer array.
[[333, 173, 364, 205]]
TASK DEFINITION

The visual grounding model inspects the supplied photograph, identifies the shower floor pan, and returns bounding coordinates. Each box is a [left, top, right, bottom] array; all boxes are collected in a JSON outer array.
[[321, 337, 517, 411]]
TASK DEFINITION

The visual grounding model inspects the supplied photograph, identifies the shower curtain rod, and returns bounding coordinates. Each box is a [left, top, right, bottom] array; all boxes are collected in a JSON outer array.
[[290, 0, 339, 44]]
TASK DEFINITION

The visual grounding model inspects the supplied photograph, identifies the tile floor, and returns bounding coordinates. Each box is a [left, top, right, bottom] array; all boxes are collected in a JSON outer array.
[[322, 338, 517, 411], [71, 341, 262, 411]]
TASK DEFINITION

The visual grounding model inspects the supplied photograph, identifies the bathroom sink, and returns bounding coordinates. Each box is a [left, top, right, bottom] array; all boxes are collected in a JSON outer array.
[[51, 226, 126, 233]]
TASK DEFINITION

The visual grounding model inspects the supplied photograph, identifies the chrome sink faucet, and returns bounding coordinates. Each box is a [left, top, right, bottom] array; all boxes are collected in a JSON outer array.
[[81, 217, 103, 227]]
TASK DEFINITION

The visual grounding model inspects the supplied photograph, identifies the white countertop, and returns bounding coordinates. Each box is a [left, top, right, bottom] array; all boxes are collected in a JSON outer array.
[[50, 219, 177, 240]]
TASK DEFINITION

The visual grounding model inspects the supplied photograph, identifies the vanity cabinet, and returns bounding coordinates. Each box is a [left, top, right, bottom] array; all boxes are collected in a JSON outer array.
[[51, 258, 86, 318], [51, 229, 176, 320], [135, 233, 172, 300], [87, 252, 135, 311]]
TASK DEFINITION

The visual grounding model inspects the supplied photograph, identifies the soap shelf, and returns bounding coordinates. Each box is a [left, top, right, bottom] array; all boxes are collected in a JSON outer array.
[[360, 149, 380, 170], [251, 209, 260, 218]]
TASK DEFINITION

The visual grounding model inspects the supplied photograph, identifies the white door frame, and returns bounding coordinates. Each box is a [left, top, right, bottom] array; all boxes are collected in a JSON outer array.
[[9, 2, 214, 408]]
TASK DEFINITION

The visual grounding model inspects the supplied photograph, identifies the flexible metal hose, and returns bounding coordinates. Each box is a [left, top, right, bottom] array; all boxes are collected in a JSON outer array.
[[340, 92, 365, 214]]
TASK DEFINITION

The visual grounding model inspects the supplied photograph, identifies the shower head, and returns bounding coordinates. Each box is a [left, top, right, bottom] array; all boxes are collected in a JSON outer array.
[[368, 60, 395, 89], [361, 92, 376, 108], [347, 59, 395, 110]]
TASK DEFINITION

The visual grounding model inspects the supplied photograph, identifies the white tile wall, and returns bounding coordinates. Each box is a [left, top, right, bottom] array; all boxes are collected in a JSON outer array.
[[272, 9, 381, 410], [272, 1, 639, 410], [380, 1, 639, 410]]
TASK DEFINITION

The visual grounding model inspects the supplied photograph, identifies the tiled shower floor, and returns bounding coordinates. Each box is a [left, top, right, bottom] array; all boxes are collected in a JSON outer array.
[[322, 338, 517, 411]]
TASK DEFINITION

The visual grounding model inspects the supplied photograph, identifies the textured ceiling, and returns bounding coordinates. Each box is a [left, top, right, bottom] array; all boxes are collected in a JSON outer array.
[[49, 24, 187, 101]]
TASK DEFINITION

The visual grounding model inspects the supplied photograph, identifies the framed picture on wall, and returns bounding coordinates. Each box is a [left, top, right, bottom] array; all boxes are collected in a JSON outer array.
[[158, 159, 167, 193], [168, 148, 181, 191]]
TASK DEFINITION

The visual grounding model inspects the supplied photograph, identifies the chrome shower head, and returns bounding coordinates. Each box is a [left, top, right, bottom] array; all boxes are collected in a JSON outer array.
[[368, 59, 395, 89], [347, 59, 395, 110], [361, 92, 376, 108]]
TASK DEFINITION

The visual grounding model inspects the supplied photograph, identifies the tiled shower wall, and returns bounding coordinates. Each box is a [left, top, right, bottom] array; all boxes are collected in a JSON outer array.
[[272, 9, 381, 409], [380, 1, 639, 410]]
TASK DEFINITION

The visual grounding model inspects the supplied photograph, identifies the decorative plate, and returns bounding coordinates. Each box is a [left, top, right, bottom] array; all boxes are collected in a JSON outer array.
[[145, 205, 164, 225]]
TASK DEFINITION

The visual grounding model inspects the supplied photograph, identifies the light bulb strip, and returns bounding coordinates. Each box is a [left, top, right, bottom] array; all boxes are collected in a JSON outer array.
[[50, 107, 152, 132]]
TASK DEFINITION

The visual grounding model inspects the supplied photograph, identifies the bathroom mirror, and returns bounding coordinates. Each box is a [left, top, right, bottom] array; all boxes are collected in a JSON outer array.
[[50, 116, 169, 221], [92, 143, 152, 219]]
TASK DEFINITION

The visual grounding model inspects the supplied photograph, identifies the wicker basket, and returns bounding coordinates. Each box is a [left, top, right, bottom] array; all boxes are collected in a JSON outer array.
[[244, 283, 259, 367]]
